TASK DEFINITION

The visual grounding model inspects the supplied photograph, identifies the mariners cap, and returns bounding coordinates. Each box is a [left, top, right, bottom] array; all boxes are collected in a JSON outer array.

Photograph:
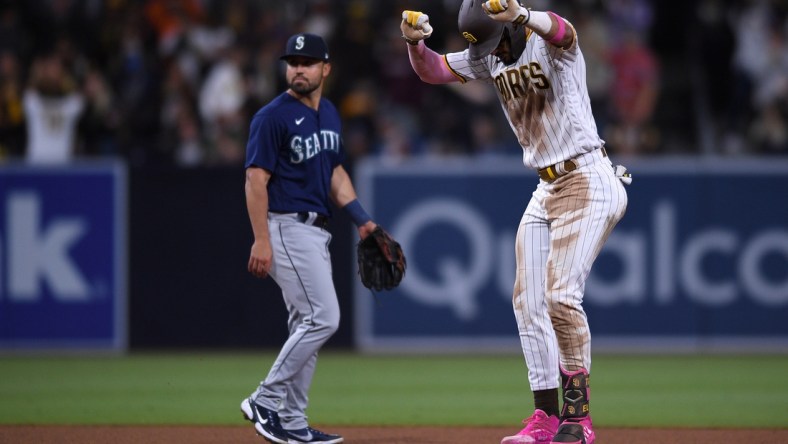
[[280, 33, 329, 62], [458, 0, 505, 60]]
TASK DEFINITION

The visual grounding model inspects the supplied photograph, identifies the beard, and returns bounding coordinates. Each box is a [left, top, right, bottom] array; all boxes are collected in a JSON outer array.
[[288, 77, 320, 96], [497, 53, 516, 65]]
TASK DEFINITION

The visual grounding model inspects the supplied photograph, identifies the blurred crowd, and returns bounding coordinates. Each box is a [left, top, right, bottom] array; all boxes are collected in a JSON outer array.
[[0, 0, 786, 167]]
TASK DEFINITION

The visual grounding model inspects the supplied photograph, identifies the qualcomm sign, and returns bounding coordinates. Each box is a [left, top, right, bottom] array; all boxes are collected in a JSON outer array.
[[354, 158, 788, 351], [2, 192, 91, 301], [0, 164, 126, 350], [588, 201, 788, 307]]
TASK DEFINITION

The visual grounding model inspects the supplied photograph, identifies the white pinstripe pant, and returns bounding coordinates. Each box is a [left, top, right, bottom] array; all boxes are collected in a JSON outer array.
[[514, 154, 627, 391]]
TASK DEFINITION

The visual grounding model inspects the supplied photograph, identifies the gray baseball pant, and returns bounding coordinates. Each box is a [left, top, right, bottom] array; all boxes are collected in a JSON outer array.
[[251, 212, 339, 430]]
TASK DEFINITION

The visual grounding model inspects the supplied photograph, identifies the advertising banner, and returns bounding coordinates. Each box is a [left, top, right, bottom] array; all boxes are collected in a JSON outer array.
[[0, 163, 127, 351], [354, 157, 788, 353]]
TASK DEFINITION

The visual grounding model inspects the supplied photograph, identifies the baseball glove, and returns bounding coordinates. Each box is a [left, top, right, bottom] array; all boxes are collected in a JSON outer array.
[[357, 226, 407, 291]]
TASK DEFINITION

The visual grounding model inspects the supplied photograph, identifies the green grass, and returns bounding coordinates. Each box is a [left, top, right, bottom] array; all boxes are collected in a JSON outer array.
[[0, 352, 786, 428]]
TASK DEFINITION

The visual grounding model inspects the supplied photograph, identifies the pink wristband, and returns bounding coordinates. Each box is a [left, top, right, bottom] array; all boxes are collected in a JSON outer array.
[[547, 11, 566, 45]]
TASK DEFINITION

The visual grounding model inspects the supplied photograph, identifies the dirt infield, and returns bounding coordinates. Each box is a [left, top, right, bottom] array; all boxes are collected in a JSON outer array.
[[2, 425, 787, 443]]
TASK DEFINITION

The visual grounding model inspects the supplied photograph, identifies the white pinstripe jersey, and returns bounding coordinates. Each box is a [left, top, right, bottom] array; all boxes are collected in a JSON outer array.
[[445, 27, 603, 170]]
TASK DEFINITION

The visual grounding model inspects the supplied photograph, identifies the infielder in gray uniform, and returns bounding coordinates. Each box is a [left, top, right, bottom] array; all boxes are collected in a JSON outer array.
[[400, 1, 631, 443], [241, 33, 378, 444]]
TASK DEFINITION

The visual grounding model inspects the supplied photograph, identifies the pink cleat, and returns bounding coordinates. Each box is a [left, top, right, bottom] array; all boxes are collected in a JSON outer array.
[[550, 415, 595, 444], [501, 409, 560, 444]]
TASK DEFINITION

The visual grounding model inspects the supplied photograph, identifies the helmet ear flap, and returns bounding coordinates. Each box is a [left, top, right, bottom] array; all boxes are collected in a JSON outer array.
[[506, 23, 527, 60]]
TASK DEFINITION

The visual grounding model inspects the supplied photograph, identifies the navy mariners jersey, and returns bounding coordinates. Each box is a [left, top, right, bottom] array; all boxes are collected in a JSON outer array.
[[245, 92, 344, 216]]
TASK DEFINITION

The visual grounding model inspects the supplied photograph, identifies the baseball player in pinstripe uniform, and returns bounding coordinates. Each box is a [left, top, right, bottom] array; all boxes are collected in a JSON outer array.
[[401, 1, 631, 443], [240, 33, 378, 444]]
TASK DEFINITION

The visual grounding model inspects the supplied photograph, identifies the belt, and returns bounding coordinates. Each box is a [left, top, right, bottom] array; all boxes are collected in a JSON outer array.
[[296, 212, 329, 228], [271, 211, 329, 228], [538, 147, 607, 182]]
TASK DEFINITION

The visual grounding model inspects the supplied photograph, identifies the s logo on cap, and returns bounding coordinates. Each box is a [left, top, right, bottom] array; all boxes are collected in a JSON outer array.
[[296, 36, 305, 50]]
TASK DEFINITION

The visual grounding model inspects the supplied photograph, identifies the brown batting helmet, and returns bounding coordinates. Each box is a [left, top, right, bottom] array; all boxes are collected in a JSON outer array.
[[458, 0, 527, 62], [458, 0, 505, 60]]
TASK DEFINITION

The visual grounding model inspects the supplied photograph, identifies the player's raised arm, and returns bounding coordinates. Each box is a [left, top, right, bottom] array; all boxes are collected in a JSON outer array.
[[482, 0, 575, 49], [400, 10, 461, 84]]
